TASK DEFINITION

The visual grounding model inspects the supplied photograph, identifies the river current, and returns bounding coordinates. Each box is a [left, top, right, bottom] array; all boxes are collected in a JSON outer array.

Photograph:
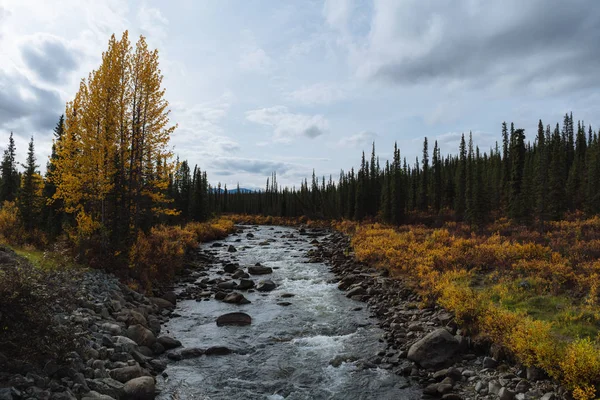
[[157, 225, 419, 400]]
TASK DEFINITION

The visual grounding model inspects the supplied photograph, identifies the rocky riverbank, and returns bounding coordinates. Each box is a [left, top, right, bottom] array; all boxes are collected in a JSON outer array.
[[309, 230, 569, 400], [0, 248, 183, 400]]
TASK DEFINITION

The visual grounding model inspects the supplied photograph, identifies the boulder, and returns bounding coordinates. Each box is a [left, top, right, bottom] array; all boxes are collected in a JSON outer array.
[[223, 263, 238, 273], [256, 279, 277, 292], [157, 336, 182, 350], [126, 325, 157, 347], [407, 328, 460, 369], [109, 365, 143, 383], [161, 291, 177, 306], [217, 281, 237, 290], [346, 286, 367, 298], [223, 293, 251, 304], [216, 312, 252, 326], [82, 391, 116, 400], [205, 346, 232, 356], [114, 336, 138, 352], [232, 270, 249, 279], [148, 297, 174, 310], [248, 265, 273, 275], [179, 348, 204, 359], [236, 279, 255, 290], [122, 377, 155, 400]]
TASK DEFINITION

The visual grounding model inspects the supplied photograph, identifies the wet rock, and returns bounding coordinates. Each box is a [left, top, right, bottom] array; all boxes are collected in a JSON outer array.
[[223, 263, 238, 273], [248, 265, 273, 275], [214, 291, 227, 300], [122, 376, 155, 400], [277, 302, 292, 307], [223, 292, 251, 304], [232, 270, 249, 279], [236, 279, 255, 290], [157, 336, 182, 350], [217, 280, 237, 290], [126, 325, 156, 347], [227, 245, 237, 253], [280, 293, 295, 298], [205, 346, 232, 356], [216, 312, 252, 326], [179, 348, 204, 359], [256, 279, 277, 292], [407, 328, 459, 369], [246, 233, 254, 238]]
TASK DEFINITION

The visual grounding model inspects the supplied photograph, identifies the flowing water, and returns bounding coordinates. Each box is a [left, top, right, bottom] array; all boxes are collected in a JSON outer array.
[[157, 225, 420, 400]]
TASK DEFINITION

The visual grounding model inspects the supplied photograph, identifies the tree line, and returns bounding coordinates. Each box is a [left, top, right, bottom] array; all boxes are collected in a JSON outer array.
[[168, 113, 600, 227]]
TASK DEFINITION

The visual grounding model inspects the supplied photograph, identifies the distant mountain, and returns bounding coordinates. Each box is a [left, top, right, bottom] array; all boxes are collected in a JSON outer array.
[[211, 187, 255, 194]]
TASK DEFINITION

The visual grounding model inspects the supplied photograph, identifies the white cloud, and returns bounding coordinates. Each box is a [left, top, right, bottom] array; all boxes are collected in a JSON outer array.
[[239, 30, 273, 73], [338, 131, 377, 148], [287, 83, 347, 105], [138, 4, 168, 43], [245, 106, 329, 142]]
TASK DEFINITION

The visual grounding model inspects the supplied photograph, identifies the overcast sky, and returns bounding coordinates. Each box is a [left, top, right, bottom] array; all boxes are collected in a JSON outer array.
[[1, 0, 600, 189]]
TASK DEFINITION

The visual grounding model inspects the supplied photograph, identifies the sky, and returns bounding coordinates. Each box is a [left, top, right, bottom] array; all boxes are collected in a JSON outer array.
[[1, 0, 600, 189]]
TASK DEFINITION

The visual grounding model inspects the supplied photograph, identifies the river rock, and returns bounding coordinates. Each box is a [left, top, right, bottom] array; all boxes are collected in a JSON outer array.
[[122, 376, 155, 400], [256, 279, 277, 292], [232, 270, 249, 279], [114, 336, 138, 352], [223, 292, 251, 304], [109, 365, 143, 383], [205, 346, 232, 356], [216, 312, 252, 326], [217, 280, 237, 290], [236, 279, 255, 290], [223, 263, 238, 273], [148, 297, 174, 310], [82, 390, 116, 400], [407, 328, 459, 369], [227, 245, 237, 253], [157, 336, 182, 350], [161, 291, 177, 306], [248, 265, 273, 275], [126, 325, 156, 347], [346, 286, 367, 298]]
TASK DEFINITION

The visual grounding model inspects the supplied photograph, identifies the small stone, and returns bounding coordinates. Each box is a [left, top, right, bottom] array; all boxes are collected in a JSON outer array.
[[540, 394, 556, 400], [483, 356, 498, 369], [498, 387, 515, 400], [488, 380, 502, 395]]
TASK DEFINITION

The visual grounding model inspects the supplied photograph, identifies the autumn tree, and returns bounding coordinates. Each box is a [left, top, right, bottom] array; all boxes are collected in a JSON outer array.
[[51, 31, 176, 253]]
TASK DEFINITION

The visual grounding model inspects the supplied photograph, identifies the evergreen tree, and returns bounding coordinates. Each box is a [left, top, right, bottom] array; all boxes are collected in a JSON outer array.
[[0, 132, 19, 203], [18, 137, 43, 231]]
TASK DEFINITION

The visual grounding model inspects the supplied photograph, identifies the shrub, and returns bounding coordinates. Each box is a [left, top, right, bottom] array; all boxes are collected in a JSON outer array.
[[0, 246, 77, 363], [560, 338, 600, 400], [0, 201, 26, 246]]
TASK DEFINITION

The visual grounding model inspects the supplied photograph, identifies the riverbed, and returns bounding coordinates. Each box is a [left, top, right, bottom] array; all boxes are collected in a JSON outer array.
[[157, 225, 419, 400]]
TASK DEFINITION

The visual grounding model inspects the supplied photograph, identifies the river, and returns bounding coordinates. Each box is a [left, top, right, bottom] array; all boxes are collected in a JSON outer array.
[[157, 225, 420, 400]]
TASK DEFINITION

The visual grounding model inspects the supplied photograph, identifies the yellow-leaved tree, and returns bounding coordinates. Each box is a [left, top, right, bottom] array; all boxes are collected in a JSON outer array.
[[51, 31, 176, 258]]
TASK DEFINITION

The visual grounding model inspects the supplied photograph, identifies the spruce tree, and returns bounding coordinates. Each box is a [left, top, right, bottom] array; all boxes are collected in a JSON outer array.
[[0, 132, 19, 203], [455, 134, 467, 220], [18, 137, 43, 231]]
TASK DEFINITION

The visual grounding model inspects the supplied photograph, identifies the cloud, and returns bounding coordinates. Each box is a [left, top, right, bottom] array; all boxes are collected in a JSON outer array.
[[287, 83, 347, 105], [338, 131, 377, 148], [212, 157, 296, 176], [0, 71, 64, 132], [239, 30, 273, 73], [246, 105, 329, 142], [340, 0, 600, 94], [138, 4, 168, 43], [20, 34, 79, 84], [170, 92, 240, 159]]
